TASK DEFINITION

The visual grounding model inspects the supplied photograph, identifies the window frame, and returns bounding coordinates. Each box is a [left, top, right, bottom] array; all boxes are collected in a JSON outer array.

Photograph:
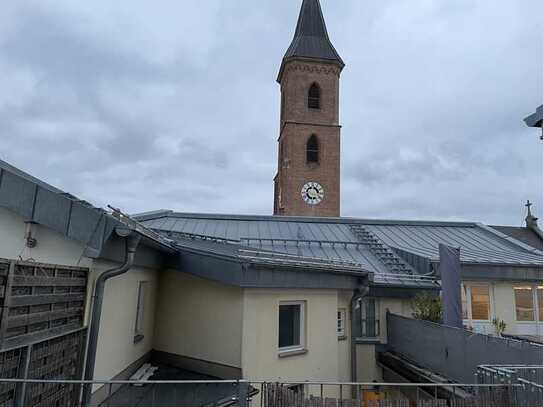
[[134, 281, 148, 343], [306, 135, 319, 164], [278, 300, 306, 355], [354, 297, 380, 340], [307, 83, 321, 110], [514, 286, 536, 322], [337, 308, 346, 338], [513, 285, 543, 323], [462, 282, 492, 323]]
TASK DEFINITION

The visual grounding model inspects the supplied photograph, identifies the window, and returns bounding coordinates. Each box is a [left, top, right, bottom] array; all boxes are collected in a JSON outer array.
[[308, 83, 320, 109], [470, 285, 490, 320], [279, 301, 305, 352], [515, 286, 535, 321], [337, 309, 346, 337], [306, 135, 319, 164], [354, 297, 380, 339], [538, 287, 543, 321], [461, 285, 469, 320], [134, 282, 148, 342], [462, 283, 492, 323]]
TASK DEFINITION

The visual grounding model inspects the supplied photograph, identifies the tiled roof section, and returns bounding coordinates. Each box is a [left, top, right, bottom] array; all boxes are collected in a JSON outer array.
[[525, 104, 543, 127], [491, 226, 543, 251], [282, 0, 344, 67]]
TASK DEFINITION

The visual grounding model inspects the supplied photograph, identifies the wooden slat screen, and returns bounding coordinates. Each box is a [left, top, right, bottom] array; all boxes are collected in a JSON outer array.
[[0, 259, 89, 350]]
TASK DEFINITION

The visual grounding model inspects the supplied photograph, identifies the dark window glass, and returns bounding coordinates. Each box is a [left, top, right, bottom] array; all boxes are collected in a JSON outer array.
[[308, 83, 320, 109], [279, 304, 301, 348], [354, 297, 380, 338], [306, 135, 319, 164]]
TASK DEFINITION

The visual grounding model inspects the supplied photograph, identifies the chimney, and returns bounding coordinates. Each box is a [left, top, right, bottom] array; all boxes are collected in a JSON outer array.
[[526, 200, 543, 240]]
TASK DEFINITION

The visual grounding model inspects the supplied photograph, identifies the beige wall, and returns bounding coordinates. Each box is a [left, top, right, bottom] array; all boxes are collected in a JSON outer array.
[[241, 288, 350, 383], [91, 260, 158, 383], [0, 206, 91, 268], [465, 280, 542, 336], [153, 271, 243, 370], [337, 291, 352, 383]]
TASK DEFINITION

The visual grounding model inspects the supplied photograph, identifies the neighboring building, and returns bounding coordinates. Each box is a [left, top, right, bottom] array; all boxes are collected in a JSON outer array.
[[1, 1, 543, 406]]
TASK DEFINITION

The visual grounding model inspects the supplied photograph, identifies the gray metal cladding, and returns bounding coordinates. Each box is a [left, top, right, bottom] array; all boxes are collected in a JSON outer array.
[[142, 213, 543, 275], [0, 170, 37, 219]]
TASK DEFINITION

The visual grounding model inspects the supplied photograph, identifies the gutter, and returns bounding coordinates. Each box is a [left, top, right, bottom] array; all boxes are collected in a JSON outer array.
[[82, 228, 141, 406]]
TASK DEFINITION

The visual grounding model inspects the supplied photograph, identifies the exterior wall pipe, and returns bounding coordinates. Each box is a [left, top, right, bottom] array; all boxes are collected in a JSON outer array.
[[350, 285, 369, 400], [82, 229, 141, 406]]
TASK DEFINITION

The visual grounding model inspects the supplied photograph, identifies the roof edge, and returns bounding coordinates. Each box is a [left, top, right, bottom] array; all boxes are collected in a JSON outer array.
[[139, 210, 479, 228]]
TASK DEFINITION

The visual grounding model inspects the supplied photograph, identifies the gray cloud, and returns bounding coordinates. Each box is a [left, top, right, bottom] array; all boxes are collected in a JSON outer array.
[[0, 0, 542, 225]]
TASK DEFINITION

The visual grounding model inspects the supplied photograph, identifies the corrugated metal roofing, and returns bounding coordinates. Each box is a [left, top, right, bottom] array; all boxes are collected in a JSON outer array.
[[140, 212, 543, 284]]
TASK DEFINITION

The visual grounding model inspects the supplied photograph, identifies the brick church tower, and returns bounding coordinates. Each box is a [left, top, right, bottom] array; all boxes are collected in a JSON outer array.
[[273, 0, 345, 217]]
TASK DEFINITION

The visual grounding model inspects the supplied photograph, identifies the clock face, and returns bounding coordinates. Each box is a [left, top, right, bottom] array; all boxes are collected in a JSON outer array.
[[301, 182, 325, 205]]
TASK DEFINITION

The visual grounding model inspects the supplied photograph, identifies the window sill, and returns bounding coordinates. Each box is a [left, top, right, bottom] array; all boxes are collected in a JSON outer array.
[[278, 348, 307, 358], [133, 335, 145, 344], [355, 337, 381, 345]]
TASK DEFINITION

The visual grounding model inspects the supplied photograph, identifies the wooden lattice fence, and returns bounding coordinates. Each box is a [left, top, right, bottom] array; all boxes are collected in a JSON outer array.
[[0, 259, 88, 350], [0, 259, 89, 407]]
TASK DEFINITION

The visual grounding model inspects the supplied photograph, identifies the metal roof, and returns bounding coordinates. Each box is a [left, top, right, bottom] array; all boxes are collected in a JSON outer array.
[[279, 0, 344, 81], [490, 226, 543, 252], [138, 212, 543, 283], [524, 104, 543, 127], [0, 159, 175, 257]]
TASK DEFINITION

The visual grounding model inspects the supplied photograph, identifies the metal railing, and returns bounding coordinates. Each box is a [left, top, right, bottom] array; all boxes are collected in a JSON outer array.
[[0, 379, 520, 407], [477, 365, 543, 406]]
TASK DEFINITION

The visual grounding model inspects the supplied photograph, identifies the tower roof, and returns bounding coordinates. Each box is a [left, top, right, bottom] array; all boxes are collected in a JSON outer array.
[[279, 0, 344, 81]]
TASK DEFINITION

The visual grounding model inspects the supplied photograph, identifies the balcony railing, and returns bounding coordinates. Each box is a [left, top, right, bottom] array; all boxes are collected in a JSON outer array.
[[0, 378, 520, 407]]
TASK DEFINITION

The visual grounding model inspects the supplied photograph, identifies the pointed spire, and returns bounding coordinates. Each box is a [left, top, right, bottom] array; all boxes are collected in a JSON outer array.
[[278, 0, 344, 81]]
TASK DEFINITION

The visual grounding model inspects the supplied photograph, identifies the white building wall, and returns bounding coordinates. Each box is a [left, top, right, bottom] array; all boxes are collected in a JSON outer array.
[[153, 271, 243, 372], [241, 288, 347, 382], [91, 260, 158, 383], [0, 206, 91, 268]]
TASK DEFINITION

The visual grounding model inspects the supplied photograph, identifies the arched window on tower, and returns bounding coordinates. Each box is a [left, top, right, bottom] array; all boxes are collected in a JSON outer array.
[[306, 135, 319, 164], [308, 83, 321, 109]]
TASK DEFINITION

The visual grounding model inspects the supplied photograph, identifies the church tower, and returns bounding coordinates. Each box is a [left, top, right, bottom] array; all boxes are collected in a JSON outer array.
[[273, 0, 344, 217]]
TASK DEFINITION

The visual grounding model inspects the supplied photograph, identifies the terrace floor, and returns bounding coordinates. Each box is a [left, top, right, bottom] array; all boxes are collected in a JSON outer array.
[[99, 365, 242, 407]]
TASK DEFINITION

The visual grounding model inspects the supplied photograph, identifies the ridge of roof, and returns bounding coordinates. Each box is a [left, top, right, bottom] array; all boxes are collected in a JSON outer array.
[[135, 210, 479, 227], [482, 224, 543, 257]]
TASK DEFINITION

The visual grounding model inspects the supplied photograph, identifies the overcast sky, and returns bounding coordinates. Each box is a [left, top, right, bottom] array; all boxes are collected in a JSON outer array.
[[1, 0, 542, 225]]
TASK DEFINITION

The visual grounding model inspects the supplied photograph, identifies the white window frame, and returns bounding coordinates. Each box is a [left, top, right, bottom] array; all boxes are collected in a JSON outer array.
[[278, 301, 306, 354], [462, 282, 492, 323], [337, 308, 346, 338], [134, 281, 148, 341], [514, 285, 543, 323]]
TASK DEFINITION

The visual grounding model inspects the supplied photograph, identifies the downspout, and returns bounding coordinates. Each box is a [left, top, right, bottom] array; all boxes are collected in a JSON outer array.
[[83, 229, 141, 406], [350, 285, 369, 399]]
